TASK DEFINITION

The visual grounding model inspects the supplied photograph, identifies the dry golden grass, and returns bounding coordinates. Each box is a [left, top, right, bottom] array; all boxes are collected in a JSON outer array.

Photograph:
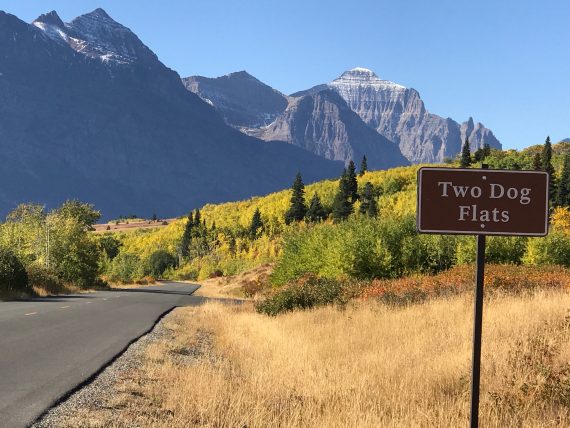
[[60, 289, 570, 427], [194, 264, 273, 299]]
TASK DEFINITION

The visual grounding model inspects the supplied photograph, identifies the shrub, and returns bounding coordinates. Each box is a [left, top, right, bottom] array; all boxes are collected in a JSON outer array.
[[256, 274, 362, 316], [523, 230, 570, 267], [147, 250, 177, 278], [0, 248, 29, 294], [26, 264, 64, 294], [108, 253, 142, 283]]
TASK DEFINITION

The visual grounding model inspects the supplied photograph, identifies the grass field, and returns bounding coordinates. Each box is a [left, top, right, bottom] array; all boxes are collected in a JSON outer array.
[[58, 288, 570, 427]]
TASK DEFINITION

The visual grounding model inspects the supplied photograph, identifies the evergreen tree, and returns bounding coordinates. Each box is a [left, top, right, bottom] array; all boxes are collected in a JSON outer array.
[[359, 155, 368, 176], [179, 212, 194, 258], [460, 138, 472, 168], [532, 153, 542, 171], [483, 143, 491, 157], [542, 136, 556, 202], [332, 170, 353, 222], [306, 193, 327, 222], [473, 147, 485, 163], [284, 173, 307, 224], [193, 209, 201, 228], [556, 154, 570, 207], [249, 208, 263, 237], [359, 182, 378, 217], [346, 160, 359, 202]]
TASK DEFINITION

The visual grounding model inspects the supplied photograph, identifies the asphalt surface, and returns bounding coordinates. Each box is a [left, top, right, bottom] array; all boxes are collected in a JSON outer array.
[[0, 282, 203, 428]]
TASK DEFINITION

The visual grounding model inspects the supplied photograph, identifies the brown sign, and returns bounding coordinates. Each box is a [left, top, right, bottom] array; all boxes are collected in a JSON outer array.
[[417, 167, 549, 236]]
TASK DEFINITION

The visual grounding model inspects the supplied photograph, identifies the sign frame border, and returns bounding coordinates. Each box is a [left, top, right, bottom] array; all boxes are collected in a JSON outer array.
[[416, 167, 550, 237]]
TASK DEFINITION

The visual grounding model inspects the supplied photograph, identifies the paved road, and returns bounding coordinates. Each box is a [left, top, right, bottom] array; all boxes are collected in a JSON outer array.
[[0, 282, 203, 428]]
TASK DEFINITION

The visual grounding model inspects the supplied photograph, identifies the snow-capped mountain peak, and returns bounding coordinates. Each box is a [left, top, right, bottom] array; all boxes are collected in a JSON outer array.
[[32, 11, 68, 44], [330, 67, 407, 91], [32, 8, 158, 66]]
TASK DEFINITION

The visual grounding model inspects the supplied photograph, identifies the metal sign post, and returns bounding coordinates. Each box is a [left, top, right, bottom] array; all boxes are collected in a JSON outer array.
[[416, 165, 549, 428]]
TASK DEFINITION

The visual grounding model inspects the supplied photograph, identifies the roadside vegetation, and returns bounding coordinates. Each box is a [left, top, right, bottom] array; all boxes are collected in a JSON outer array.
[[21, 137, 570, 426], [55, 288, 570, 427]]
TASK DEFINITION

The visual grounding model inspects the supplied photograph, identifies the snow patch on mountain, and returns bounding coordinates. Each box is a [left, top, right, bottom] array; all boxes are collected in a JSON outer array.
[[330, 67, 407, 91], [32, 8, 157, 66]]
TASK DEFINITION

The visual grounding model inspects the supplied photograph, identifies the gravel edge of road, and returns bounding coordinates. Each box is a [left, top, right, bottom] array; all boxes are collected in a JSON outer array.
[[31, 308, 177, 428]]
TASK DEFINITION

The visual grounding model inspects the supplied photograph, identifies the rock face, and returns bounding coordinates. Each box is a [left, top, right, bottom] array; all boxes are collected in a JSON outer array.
[[0, 9, 342, 219], [183, 71, 288, 129], [252, 89, 409, 169], [325, 68, 501, 163], [187, 67, 501, 165]]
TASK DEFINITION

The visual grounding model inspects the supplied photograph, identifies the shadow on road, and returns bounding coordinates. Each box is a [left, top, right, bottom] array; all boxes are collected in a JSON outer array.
[[111, 288, 198, 296]]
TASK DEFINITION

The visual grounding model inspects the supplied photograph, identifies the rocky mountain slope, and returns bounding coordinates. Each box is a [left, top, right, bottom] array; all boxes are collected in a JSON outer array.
[[0, 9, 342, 219], [324, 68, 501, 163], [249, 89, 408, 169], [182, 71, 288, 129], [186, 67, 501, 164]]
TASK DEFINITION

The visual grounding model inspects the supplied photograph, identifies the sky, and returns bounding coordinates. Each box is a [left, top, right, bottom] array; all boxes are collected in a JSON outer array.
[[2, 0, 569, 150]]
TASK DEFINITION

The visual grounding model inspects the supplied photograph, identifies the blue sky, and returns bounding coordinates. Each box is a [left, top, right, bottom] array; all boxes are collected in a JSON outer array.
[[3, 0, 569, 149]]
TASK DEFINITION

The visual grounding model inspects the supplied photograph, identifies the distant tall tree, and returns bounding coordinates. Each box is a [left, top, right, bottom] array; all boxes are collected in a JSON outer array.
[[359, 155, 368, 176], [179, 212, 194, 258], [249, 208, 263, 237], [359, 182, 378, 217], [193, 209, 201, 228], [532, 153, 542, 171], [542, 136, 556, 202], [483, 143, 491, 157], [306, 193, 327, 222], [284, 173, 307, 224], [556, 154, 570, 207], [460, 138, 472, 168], [346, 160, 359, 202], [332, 169, 353, 222], [473, 147, 485, 163]]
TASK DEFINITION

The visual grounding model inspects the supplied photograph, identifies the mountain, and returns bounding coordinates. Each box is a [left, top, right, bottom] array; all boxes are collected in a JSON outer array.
[[249, 89, 409, 169], [323, 68, 501, 163], [562, 138, 570, 143], [0, 9, 342, 219], [182, 71, 288, 129], [193, 67, 501, 164]]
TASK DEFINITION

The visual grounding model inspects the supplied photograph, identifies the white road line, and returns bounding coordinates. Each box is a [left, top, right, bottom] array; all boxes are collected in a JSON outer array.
[[60, 306, 70, 309], [24, 312, 37, 316], [85, 301, 92, 304], [102, 298, 108, 301]]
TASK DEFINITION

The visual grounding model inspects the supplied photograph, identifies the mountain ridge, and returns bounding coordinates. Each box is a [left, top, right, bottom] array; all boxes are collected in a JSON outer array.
[[0, 9, 342, 219]]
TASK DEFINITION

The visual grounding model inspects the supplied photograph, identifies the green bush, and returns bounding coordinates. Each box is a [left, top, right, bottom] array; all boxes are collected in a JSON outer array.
[[256, 274, 361, 316], [523, 230, 570, 267], [456, 236, 528, 265], [108, 253, 142, 283], [272, 215, 457, 285], [0, 248, 29, 293], [26, 264, 64, 294], [147, 250, 177, 278]]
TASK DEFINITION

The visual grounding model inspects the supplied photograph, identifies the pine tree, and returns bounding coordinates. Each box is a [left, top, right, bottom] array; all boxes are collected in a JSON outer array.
[[346, 160, 359, 202], [332, 170, 353, 222], [179, 212, 194, 258], [359, 155, 368, 176], [532, 153, 542, 171], [306, 193, 327, 222], [542, 136, 556, 202], [460, 138, 472, 168], [473, 147, 485, 162], [556, 154, 570, 207], [249, 208, 263, 237], [193, 209, 201, 228], [483, 143, 491, 157], [284, 173, 307, 224], [359, 182, 378, 217]]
